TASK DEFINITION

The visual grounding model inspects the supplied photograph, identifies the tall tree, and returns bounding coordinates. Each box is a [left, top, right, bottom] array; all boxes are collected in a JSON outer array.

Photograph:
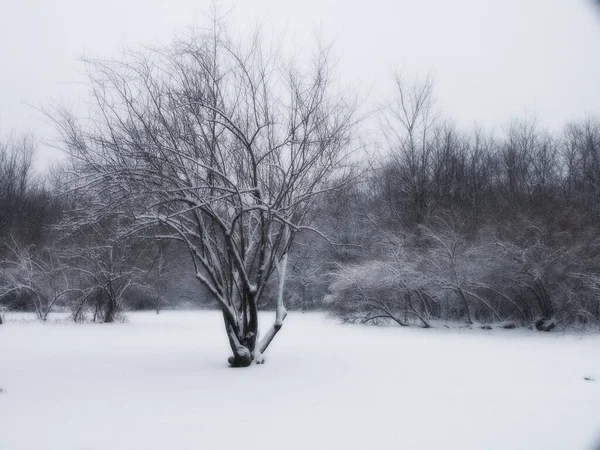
[[54, 23, 357, 366]]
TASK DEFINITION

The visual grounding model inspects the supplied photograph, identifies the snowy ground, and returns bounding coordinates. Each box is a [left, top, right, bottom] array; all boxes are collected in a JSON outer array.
[[1, 311, 599, 450]]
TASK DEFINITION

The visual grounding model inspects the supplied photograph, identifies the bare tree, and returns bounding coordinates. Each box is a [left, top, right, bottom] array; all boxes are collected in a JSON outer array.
[[561, 118, 600, 221], [0, 241, 78, 321], [0, 134, 34, 245], [143, 240, 183, 314], [327, 226, 433, 328], [54, 22, 357, 365], [67, 236, 142, 323], [492, 221, 580, 331], [381, 74, 437, 223], [419, 221, 497, 325]]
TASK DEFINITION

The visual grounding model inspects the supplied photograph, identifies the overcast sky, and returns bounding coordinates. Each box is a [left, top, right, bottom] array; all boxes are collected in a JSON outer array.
[[2, 0, 600, 166]]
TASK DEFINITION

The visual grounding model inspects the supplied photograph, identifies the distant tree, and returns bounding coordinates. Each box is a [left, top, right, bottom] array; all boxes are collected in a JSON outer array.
[[381, 74, 437, 224], [327, 225, 433, 327], [491, 220, 583, 331], [561, 118, 600, 221], [142, 241, 184, 314], [0, 134, 34, 247], [0, 241, 79, 321], [61, 223, 146, 323]]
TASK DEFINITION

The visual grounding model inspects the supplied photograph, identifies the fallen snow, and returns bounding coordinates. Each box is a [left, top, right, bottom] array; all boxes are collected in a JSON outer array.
[[1, 311, 599, 450]]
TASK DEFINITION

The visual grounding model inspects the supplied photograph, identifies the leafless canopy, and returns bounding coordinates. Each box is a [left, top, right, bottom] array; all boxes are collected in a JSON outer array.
[[54, 24, 358, 365]]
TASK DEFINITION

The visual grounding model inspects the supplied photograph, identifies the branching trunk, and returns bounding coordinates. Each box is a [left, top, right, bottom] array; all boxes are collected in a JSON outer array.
[[54, 20, 356, 367], [256, 253, 289, 362], [225, 313, 254, 367], [456, 286, 473, 325]]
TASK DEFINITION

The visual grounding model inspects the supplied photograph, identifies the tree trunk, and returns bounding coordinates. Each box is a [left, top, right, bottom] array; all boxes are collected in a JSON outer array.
[[246, 292, 259, 354], [104, 295, 116, 323], [225, 254, 289, 367], [224, 312, 254, 367], [457, 287, 473, 325]]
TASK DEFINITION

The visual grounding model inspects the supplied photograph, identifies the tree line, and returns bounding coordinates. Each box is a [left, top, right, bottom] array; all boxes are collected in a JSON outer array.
[[320, 79, 600, 331]]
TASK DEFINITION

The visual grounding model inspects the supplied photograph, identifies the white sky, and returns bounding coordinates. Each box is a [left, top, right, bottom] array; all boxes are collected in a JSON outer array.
[[2, 0, 600, 167]]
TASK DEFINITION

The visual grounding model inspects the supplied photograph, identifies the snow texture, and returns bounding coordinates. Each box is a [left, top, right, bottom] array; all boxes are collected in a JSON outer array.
[[1, 311, 599, 449]]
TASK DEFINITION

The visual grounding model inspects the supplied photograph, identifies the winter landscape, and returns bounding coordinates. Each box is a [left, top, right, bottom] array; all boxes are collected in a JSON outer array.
[[2, 0, 600, 449]]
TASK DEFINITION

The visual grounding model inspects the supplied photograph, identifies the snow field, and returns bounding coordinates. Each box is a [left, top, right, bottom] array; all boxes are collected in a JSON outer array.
[[1, 311, 599, 449]]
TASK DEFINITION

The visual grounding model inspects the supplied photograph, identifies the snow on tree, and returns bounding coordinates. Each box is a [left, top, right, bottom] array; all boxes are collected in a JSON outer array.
[[53, 22, 358, 366], [0, 241, 80, 321], [327, 231, 433, 328]]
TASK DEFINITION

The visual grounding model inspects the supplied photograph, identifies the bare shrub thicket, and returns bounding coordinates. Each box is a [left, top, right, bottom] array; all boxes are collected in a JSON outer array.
[[326, 78, 600, 330]]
